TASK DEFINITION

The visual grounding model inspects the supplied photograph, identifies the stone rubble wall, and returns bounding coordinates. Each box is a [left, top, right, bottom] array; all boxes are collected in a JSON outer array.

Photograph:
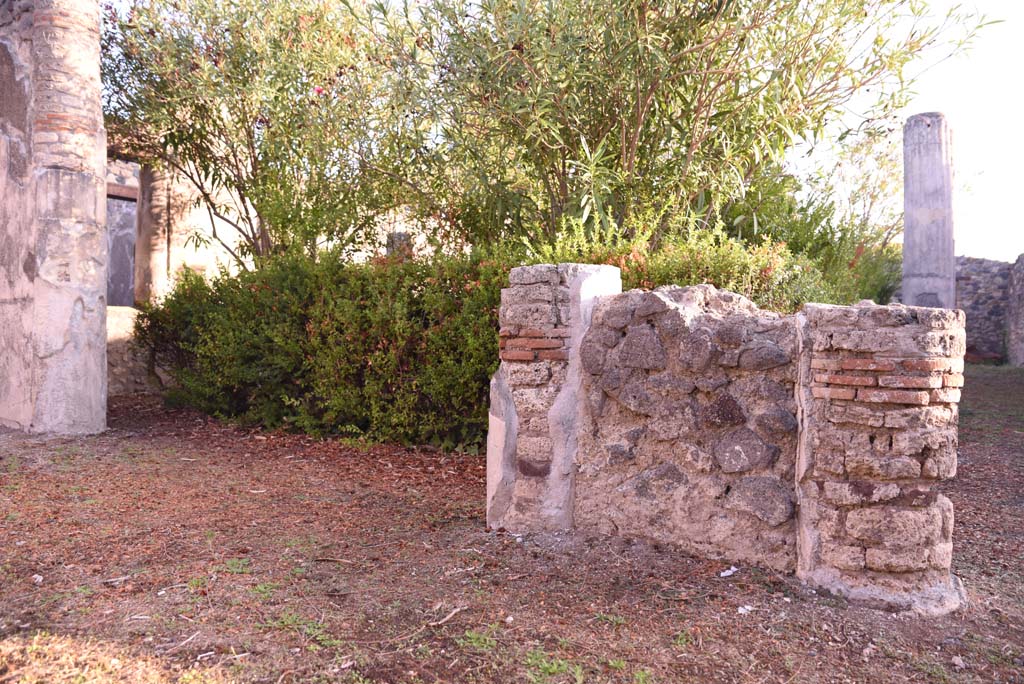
[[1009, 255, 1024, 366], [0, 0, 107, 434], [488, 264, 967, 614], [575, 286, 799, 570], [107, 306, 162, 397], [955, 256, 1010, 362], [795, 304, 966, 615]]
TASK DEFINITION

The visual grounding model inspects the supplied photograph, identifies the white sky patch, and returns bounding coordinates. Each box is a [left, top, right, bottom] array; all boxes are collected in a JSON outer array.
[[902, 0, 1024, 261]]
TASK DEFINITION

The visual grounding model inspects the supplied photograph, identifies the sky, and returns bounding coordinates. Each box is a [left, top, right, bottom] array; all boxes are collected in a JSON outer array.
[[903, 0, 1024, 261]]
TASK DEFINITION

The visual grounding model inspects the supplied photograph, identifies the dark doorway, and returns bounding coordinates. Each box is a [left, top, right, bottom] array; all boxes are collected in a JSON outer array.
[[107, 196, 137, 306]]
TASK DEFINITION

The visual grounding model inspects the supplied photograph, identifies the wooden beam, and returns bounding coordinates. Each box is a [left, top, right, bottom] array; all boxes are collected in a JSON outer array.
[[106, 182, 138, 201]]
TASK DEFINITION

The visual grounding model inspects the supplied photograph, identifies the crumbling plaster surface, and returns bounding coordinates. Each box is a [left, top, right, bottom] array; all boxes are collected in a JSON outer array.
[[488, 264, 967, 615], [0, 0, 107, 434]]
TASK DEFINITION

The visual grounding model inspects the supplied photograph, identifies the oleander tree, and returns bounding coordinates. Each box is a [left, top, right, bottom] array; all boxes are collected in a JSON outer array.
[[397, 0, 980, 246], [102, 0, 423, 264]]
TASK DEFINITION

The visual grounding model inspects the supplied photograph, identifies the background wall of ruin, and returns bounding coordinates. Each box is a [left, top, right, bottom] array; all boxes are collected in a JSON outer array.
[[955, 256, 1010, 362], [1009, 256, 1024, 366], [135, 166, 240, 303], [488, 264, 966, 614], [0, 0, 107, 434], [106, 305, 161, 397]]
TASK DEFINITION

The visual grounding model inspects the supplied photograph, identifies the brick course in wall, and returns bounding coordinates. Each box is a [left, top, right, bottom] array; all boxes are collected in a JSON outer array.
[[488, 264, 967, 615]]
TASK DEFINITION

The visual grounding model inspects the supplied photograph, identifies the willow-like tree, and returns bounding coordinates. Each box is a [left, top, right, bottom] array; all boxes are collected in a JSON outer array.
[[406, 0, 978, 244]]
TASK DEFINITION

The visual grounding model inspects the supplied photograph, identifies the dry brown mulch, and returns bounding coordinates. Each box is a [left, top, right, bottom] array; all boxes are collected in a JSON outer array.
[[1, 365, 1022, 683]]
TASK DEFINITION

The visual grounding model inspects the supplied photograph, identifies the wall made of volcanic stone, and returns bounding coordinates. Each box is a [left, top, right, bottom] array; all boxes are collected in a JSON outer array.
[[574, 285, 800, 571], [1009, 255, 1024, 367], [955, 256, 1010, 362], [488, 264, 967, 613]]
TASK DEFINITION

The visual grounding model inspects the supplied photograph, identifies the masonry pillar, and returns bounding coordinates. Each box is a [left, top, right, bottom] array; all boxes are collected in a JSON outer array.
[[486, 264, 621, 531], [0, 0, 107, 433], [796, 302, 966, 615], [902, 113, 956, 309]]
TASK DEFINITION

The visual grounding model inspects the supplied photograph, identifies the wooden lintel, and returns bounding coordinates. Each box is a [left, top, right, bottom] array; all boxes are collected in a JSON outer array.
[[107, 182, 139, 201]]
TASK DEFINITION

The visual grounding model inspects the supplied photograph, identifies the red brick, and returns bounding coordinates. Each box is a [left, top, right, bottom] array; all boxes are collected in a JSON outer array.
[[840, 359, 896, 372], [811, 386, 857, 401], [505, 337, 564, 350], [498, 338, 507, 349], [500, 350, 536, 362], [943, 373, 965, 388], [810, 357, 843, 371], [877, 375, 942, 389], [519, 327, 571, 338], [930, 388, 961, 404], [537, 350, 569, 361], [902, 358, 952, 372], [499, 326, 519, 338], [814, 373, 876, 387], [856, 388, 930, 405]]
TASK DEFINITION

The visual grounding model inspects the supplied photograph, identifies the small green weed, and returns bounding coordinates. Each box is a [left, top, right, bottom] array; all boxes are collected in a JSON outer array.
[[456, 627, 497, 652], [672, 629, 693, 649], [262, 611, 343, 651], [524, 649, 583, 684], [251, 582, 278, 601], [594, 612, 626, 627], [223, 558, 252, 574]]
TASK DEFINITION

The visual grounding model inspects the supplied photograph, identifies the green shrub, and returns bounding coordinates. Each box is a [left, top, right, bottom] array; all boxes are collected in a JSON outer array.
[[136, 233, 839, 447], [136, 252, 512, 448], [533, 216, 839, 312]]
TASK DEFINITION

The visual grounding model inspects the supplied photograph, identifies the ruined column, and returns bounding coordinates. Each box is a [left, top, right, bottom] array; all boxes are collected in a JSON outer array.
[[486, 264, 621, 531], [902, 113, 956, 309], [795, 302, 966, 615], [0, 0, 107, 433], [1008, 255, 1024, 367]]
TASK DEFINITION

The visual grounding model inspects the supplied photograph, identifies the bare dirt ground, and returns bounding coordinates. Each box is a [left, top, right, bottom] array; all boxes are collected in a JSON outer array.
[[1, 365, 1022, 683]]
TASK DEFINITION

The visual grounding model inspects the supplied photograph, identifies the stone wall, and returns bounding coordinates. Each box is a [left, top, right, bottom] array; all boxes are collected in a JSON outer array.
[[488, 264, 966, 614], [107, 306, 161, 397], [955, 256, 1010, 362], [0, 0, 107, 434], [575, 286, 799, 570], [487, 264, 621, 531], [135, 166, 240, 302], [1009, 256, 1024, 366]]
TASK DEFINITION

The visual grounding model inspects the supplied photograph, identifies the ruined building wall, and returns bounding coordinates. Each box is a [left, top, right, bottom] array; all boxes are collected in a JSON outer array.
[[135, 166, 240, 303], [575, 286, 799, 570], [1009, 255, 1024, 367], [0, 0, 107, 433], [955, 256, 1010, 362], [795, 303, 965, 614], [488, 264, 966, 614]]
